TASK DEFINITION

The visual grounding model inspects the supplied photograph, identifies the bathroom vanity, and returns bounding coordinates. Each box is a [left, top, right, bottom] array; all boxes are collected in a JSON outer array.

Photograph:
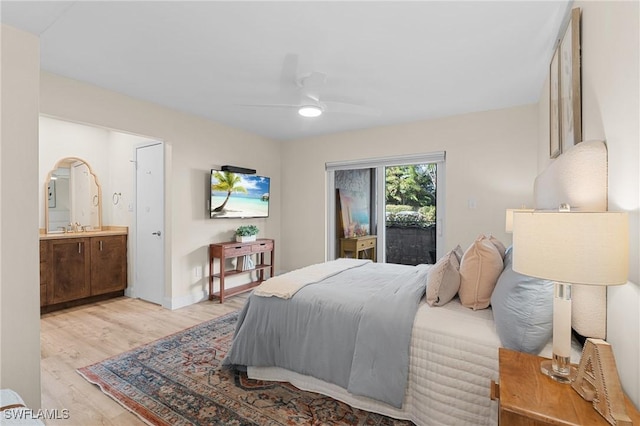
[[40, 157, 128, 312], [40, 229, 127, 312]]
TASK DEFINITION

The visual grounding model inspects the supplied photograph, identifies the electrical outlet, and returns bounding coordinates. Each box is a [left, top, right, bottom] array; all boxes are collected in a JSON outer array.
[[194, 266, 202, 279]]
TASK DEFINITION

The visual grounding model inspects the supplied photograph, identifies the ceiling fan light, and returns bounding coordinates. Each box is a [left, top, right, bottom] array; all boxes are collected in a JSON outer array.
[[298, 105, 322, 118]]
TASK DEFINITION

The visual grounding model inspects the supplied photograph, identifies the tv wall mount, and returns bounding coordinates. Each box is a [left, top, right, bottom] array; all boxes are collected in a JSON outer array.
[[221, 165, 256, 175]]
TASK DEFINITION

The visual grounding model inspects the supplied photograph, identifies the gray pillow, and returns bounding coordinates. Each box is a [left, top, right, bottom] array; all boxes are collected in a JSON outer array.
[[491, 246, 554, 354], [426, 250, 460, 307]]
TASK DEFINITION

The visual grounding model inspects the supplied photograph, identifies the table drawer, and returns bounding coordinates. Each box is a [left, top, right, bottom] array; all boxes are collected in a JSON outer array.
[[223, 245, 253, 257], [252, 241, 274, 252], [358, 239, 376, 249]]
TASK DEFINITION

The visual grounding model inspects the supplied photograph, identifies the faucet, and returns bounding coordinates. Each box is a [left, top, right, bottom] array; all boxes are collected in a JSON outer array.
[[67, 222, 82, 233]]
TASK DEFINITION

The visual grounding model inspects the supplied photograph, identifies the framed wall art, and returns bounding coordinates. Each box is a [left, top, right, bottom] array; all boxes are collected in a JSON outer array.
[[549, 47, 561, 159], [559, 8, 582, 153]]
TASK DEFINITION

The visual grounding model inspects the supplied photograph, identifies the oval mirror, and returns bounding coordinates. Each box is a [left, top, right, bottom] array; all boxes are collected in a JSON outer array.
[[45, 157, 102, 233]]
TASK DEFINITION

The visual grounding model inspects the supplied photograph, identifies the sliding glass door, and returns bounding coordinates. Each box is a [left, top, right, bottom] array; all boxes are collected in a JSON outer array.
[[384, 164, 437, 265], [326, 153, 445, 264]]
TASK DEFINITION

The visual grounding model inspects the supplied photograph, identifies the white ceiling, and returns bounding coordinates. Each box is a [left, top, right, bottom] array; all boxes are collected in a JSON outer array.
[[1, 1, 571, 141]]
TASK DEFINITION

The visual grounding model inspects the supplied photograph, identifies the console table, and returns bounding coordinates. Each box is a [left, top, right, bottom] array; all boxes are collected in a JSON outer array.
[[339, 235, 377, 262], [209, 238, 274, 303]]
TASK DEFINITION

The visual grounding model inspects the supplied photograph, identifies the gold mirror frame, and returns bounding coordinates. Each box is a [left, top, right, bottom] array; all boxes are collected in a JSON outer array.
[[44, 157, 103, 234]]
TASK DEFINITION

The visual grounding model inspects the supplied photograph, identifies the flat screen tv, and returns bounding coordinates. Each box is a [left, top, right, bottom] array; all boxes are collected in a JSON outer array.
[[210, 170, 270, 219]]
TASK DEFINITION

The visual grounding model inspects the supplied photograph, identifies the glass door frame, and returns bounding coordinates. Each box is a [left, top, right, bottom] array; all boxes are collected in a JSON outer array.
[[326, 152, 446, 263]]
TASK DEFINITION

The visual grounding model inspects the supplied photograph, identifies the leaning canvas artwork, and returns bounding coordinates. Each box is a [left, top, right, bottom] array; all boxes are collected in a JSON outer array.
[[338, 189, 370, 237]]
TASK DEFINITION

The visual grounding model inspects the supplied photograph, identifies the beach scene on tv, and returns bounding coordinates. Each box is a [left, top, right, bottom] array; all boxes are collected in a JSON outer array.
[[210, 171, 270, 218]]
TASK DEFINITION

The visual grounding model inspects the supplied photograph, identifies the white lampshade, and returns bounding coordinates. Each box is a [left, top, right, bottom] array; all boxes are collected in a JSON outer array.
[[505, 208, 534, 233], [512, 211, 628, 286]]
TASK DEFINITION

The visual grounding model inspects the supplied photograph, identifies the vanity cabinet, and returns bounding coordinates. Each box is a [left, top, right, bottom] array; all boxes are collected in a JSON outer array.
[[50, 237, 91, 304], [90, 235, 127, 296], [40, 231, 127, 312], [39, 241, 49, 307]]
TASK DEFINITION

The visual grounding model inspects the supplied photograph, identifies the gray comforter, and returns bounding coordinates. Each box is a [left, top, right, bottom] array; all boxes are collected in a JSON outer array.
[[222, 262, 428, 408]]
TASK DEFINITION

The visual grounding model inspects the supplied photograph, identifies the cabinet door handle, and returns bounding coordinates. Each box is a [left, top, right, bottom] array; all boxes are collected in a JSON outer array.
[[99, 240, 103, 251], [78, 242, 82, 254]]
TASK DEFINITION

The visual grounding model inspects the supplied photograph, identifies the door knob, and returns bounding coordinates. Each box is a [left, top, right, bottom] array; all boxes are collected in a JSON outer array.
[[152, 231, 162, 236]]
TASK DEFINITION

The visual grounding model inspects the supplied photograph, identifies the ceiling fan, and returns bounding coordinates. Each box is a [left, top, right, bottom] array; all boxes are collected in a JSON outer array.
[[238, 55, 379, 118]]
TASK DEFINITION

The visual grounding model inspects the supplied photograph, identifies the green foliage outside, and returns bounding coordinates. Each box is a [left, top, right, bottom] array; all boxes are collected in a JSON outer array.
[[385, 205, 414, 214], [385, 165, 436, 228]]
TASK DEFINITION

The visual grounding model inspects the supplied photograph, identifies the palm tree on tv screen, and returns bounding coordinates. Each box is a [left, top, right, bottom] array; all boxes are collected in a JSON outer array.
[[212, 171, 247, 212]]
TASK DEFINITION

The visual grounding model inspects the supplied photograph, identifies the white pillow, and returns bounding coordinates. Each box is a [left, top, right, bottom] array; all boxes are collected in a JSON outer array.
[[426, 250, 460, 306]]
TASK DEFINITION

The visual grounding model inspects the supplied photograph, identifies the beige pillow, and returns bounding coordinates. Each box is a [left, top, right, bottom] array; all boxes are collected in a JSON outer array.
[[488, 235, 506, 259], [426, 250, 461, 306], [459, 236, 504, 310]]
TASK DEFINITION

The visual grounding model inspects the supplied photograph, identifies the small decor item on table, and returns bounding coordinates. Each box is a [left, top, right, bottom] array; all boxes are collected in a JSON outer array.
[[235, 225, 259, 242], [572, 338, 632, 425]]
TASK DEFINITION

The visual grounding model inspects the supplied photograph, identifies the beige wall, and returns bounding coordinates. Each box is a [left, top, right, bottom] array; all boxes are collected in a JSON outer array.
[[8, 2, 637, 410], [40, 72, 282, 309], [279, 104, 539, 272], [0, 25, 42, 408], [537, 2, 639, 408]]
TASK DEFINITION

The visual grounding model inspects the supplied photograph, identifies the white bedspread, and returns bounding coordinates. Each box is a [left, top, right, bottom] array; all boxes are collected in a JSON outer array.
[[253, 258, 371, 299]]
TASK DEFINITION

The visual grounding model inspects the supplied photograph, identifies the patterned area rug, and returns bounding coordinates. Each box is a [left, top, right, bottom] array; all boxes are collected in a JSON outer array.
[[78, 311, 413, 425]]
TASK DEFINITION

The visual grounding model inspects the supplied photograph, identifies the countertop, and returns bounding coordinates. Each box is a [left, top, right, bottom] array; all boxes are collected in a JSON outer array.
[[40, 226, 128, 240]]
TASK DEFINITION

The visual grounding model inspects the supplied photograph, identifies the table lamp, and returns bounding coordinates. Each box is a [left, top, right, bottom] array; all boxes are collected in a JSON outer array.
[[511, 210, 628, 383], [505, 208, 534, 233]]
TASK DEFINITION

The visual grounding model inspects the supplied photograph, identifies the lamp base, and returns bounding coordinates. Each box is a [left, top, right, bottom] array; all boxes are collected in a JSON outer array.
[[541, 359, 576, 384]]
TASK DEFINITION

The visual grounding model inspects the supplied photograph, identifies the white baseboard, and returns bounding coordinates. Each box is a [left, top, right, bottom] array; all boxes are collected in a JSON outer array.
[[126, 285, 206, 311], [163, 290, 207, 310]]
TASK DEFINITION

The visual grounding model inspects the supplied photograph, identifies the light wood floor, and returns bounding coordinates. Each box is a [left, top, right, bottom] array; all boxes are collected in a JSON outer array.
[[40, 294, 247, 425]]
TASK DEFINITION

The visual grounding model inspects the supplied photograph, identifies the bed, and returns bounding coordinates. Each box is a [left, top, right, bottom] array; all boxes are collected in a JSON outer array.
[[223, 140, 607, 426]]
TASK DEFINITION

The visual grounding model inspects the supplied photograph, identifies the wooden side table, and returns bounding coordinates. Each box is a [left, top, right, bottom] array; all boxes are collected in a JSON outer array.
[[209, 238, 274, 303], [339, 235, 377, 262], [492, 348, 640, 425]]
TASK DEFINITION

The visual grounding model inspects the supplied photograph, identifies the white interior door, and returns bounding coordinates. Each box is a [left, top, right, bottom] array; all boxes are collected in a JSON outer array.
[[135, 142, 164, 305]]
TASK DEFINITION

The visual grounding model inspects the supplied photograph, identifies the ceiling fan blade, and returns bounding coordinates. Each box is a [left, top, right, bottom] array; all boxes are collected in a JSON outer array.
[[322, 101, 380, 116], [236, 103, 301, 110], [298, 71, 327, 88], [280, 53, 299, 89]]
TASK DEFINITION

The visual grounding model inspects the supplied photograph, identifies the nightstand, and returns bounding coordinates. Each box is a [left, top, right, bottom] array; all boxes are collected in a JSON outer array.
[[491, 348, 640, 425], [339, 235, 377, 262]]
